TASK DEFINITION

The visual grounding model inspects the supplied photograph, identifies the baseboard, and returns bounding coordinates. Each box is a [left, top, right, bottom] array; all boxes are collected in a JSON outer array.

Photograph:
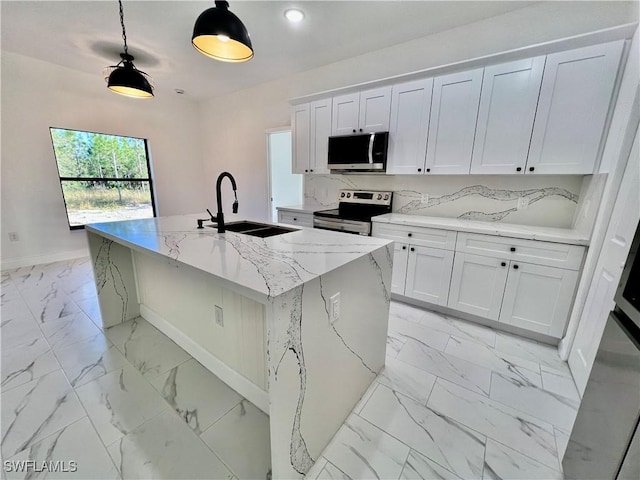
[[1, 248, 89, 271], [139, 303, 270, 415]]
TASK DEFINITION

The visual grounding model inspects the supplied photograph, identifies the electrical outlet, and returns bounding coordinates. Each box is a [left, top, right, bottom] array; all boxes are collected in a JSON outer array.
[[517, 197, 530, 210], [330, 292, 340, 324], [214, 305, 224, 327], [8, 232, 19, 242], [421, 194, 429, 204]]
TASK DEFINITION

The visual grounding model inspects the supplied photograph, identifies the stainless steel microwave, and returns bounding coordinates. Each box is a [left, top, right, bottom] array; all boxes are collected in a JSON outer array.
[[327, 132, 389, 172]]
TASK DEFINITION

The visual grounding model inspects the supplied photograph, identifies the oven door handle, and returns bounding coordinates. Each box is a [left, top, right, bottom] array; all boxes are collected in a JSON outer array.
[[368, 133, 375, 164]]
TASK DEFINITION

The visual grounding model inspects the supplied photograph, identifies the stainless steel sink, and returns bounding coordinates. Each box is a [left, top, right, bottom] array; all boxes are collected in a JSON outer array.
[[208, 221, 298, 237]]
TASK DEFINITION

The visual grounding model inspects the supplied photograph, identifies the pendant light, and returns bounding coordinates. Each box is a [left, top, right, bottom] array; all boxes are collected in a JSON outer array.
[[103, 0, 154, 98], [192, 1, 253, 62]]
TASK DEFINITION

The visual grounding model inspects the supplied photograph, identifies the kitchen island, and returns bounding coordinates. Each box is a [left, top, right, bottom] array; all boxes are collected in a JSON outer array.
[[85, 214, 392, 479]]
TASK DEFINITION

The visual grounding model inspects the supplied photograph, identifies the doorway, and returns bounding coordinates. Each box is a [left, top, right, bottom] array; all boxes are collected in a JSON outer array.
[[266, 129, 303, 222]]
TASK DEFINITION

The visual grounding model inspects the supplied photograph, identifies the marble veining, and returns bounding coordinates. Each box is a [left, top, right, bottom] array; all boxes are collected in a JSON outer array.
[[93, 238, 130, 324]]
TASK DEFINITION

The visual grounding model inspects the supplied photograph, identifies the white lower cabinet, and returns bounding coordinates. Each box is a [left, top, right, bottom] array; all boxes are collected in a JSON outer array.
[[405, 245, 454, 306], [374, 221, 585, 339], [500, 261, 579, 337], [391, 242, 409, 295], [448, 252, 508, 320], [277, 211, 313, 228]]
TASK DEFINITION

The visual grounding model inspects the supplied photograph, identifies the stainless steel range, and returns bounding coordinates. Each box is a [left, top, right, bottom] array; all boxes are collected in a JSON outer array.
[[313, 190, 393, 236]]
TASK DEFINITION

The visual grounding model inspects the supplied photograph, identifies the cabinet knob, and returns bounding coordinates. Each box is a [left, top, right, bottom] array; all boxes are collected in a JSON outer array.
[[510, 247, 516, 252], [407, 233, 412, 237], [501, 262, 506, 267], [293, 218, 297, 221], [310, 169, 314, 172], [418, 168, 422, 172], [513, 264, 519, 269], [352, 129, 356, 133], [529, 167, 535, 172], [402, 246, 407, 250], [304, 169, 308, 173], [426, 168, 431, 173], [410, 247, 415, 252], [516, 167, 522, 172], [359, 128, 363, 132]]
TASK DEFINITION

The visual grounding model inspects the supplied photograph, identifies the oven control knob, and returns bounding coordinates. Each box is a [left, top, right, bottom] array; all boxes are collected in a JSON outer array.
[[384, 194, 389, 200], [377, 194, 382, 200], [340, 192, 345, 198], [346, 193, 351, 198]]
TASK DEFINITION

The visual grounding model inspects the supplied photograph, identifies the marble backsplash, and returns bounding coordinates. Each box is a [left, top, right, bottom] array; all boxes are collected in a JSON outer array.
[[304, 174, 586, 229]]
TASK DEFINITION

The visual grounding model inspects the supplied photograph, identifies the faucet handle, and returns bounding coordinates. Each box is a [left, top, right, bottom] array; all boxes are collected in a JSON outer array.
[[206, 208, 215, 221]]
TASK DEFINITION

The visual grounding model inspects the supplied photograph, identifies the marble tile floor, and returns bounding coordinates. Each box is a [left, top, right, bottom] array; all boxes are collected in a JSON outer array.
[[2, 258, 581, 480]]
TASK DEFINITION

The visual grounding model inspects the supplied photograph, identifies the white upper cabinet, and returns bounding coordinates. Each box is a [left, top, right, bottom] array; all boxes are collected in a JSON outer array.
[[426, 68, 483, 174], [291, 103, 310, 174], [359, 86, 392, 133], [527, 40, 624, 174], [331, 93, 360, 136], [471, 57, 545, 174], [309, 99, 332, 174], [387, 79, 433, 175], [331, 87, 391, 136]]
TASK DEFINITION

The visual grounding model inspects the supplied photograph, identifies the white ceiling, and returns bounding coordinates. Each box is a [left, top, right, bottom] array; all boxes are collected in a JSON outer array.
[[1, 1, 537, 100]]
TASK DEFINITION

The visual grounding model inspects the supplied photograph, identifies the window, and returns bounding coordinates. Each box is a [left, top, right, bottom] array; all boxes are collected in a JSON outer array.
[[50, 128, 156, 229]]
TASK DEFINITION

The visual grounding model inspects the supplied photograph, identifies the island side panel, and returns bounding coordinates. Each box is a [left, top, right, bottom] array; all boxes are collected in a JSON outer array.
[[87, 231, 139, 328], [267, 243, 392, 479]]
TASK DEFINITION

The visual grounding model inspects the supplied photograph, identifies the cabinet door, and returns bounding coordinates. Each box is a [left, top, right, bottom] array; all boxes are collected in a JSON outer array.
[[500, 262, 578, 338], [391, 242, 409, 295], [309, 99, 332, 174], [448, 252, 508, 320], [291, 103, 310, 174], [387, 79, 433, 174], [358, 86, 392, 133], [471, 57, 545, 174], [331, 93, 360, 136], [426, 68, 483, 174], [527, 40, 624, 174], [405, 246, 454, 306]]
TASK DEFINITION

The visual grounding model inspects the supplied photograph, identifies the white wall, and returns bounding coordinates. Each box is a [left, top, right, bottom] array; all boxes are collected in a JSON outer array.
[[198, 1, 638, 222], [1, 52, 206, 269]]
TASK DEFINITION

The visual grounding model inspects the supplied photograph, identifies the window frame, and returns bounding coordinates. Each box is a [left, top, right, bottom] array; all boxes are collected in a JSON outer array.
[[49, 127, 157, 230]]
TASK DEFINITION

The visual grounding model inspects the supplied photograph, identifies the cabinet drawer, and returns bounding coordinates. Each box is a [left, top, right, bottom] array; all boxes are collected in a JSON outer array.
[[372, 223, 456, 250], [456, 232, 585, 270], [277, 211, 313, 228]]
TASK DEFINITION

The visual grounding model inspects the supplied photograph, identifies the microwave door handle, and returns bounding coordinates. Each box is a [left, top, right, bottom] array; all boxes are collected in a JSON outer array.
[[368, 133, 375, 164]]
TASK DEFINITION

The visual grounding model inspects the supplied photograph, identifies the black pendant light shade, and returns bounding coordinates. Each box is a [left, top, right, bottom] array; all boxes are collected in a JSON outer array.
[[192, 1, 253, 62], [104, 0, 154, 98], [104, 54, 154, 98]]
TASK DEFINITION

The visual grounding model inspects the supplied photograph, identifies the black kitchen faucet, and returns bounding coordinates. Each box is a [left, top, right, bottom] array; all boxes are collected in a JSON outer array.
[[197, 172, 238, 232]]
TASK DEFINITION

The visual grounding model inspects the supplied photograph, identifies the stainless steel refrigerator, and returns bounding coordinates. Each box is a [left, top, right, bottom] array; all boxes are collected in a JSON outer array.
[[563, 222, 640, 479]]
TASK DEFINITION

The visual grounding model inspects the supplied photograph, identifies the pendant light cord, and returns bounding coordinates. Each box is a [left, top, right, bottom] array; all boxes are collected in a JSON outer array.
[[118, 0, 128, 57]]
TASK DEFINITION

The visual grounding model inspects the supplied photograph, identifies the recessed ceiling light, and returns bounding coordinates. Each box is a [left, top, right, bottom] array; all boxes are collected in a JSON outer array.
[[284, 9, 304, 23]]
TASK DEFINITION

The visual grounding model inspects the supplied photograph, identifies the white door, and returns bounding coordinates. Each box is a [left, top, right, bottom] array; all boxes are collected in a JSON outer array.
[[291, 104, 310, 174], [309, 99, 332, 174], [391, 242, 409, 295], [527, 40, 624, 174], [426, 68, 483, 174], [387, 79, 433, 175], [405, 246, 454, 306], [471, 57, 545, 174], [358, 86, 392, 133], [448, 252, 509, 320], [569, 126, 640, 395], [268, 130, 302, 222], [500, 262, 579, 338], [331, 93, 360, 136]]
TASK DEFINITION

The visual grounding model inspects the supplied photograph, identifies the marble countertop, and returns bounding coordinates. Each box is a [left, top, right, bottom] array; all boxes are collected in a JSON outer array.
[[86, 214, 392, 302], [276, 204, 335, 214], [372, 214, 590, 246]]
